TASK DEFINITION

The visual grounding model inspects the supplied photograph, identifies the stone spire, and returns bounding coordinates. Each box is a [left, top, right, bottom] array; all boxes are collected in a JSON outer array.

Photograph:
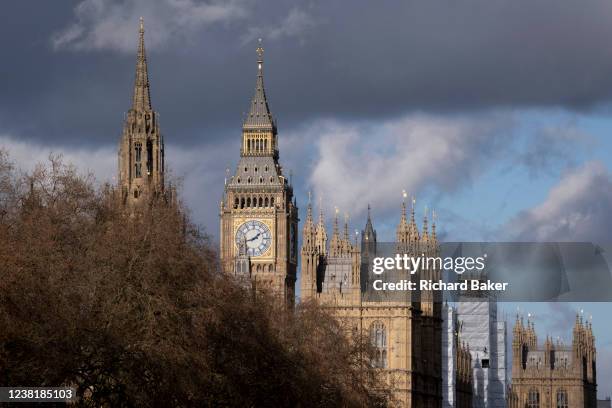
[[397, 191, 410, 244], [132, 17, 152, 112], [342, 213, 352, 254], [343, 213, 350, 241], [118, 18, 164, 205], [431, 209, 438, 247], [362, 204, 377, 244], [243, 39, 275, 132], [361, 204, 377, 291], [315, 201, 327, 256], [330, 207, 343, 257], [422, 206, 429, 241], [408, 196, 420, 240], [302, 192, 316, 251]]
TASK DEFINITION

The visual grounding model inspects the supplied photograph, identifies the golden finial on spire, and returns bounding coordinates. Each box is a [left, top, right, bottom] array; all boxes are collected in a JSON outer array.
[[256, 38, 264, 66], [139, 16, 144, 32], [402, 190, 408, 200], [307, 190, 312, 204]]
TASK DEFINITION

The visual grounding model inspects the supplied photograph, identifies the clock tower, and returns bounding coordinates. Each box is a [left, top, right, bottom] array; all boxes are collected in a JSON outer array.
[[220, 41, 298, 305]]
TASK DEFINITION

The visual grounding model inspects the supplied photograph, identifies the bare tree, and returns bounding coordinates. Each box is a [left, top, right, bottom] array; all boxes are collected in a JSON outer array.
[[0, 153, 391, 407]]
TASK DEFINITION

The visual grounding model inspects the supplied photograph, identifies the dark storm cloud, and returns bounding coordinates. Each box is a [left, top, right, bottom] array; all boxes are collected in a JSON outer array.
[[3, 0, 612, 148]]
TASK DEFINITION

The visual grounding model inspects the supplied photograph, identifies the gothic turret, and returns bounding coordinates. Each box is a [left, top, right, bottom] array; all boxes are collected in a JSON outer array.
[[361, 205, 377, 291], [397, 192, 420, 251], [397, 193, 410, 245], [302, 194, 316, 251], [300, 196, 318, 300], [362, 205, 377, 245], [329, 208, 343, 257], [315, 204, 328, 256], [118, 18, 165, 205], [341, 213, 352, 254]]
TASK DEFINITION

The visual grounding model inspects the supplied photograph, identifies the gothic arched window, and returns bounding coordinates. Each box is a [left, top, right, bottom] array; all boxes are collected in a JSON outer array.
[[135, 142, 142, 162], [265, 197, 269, 207], [369, 321, 387, 369], [146, 139, 153, 175], [134, 142, 142, 178], [527, 388, 540, 408], [556, 390, 568, 408]]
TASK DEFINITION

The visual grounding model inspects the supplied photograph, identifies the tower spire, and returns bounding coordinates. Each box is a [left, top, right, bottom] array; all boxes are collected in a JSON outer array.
[[315, 199, 327, 256], [401, 190, 408, 224], [363, 204, 376, 243], [431, 209, 438, 250], [243, 38, 275, 131], [343, 213, 350, 242], [118, 17, 164, 205], [305, 192, 314, 226], [330, 207, 343, 256], [132, 17, 151, 112]]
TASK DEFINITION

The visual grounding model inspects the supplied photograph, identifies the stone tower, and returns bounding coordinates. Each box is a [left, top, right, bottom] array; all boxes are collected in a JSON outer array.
[[508, 314, 597, 408], [118, 18, 165, 205], [219, 41, 298, 305], [300, 199, 444, 406]]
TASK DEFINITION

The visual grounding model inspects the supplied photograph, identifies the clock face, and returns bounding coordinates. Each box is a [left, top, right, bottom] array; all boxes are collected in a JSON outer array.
[[235, 220, 272, 257]]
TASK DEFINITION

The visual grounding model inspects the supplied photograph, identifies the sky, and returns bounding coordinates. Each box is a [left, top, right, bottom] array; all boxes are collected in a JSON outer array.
[[0, 0, 611, 397]]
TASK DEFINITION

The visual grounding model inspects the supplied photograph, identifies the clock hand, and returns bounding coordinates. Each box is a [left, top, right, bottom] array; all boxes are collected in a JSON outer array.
[[247, 233, 261, 242]]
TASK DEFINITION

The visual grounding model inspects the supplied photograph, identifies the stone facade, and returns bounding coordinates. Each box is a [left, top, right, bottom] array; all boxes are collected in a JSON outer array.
[[508, 315, 597, 408], [300, 199, 447, 407], [219, 42, 298, 305]]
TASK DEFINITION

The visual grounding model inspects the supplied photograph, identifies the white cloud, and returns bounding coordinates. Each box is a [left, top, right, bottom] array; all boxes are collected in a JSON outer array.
[[0, 135, 116, 182], [506, 161, 612, 242], [52, 0, 249, 52], [306, 113, 512, 219], [165, 140, 235, 237], [0, 134, 231, 239]]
